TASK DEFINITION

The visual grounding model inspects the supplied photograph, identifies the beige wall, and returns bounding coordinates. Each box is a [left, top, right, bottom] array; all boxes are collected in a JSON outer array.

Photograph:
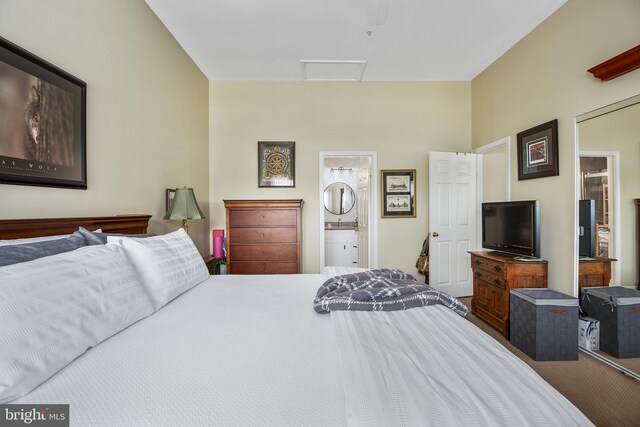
[[210, 81, 471, 274], [472, 0, 640, 295], [0, 0, 210, 253], [481, 144, 508, 202], [580, 102, 640, 286]]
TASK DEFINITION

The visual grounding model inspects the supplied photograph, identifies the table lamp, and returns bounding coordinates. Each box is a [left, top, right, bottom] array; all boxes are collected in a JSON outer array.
[[164, 187, 205, 234]]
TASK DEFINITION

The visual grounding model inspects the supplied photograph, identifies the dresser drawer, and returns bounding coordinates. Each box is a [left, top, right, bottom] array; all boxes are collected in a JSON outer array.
[[229, 227, 297, 243], [230, 262, 298, 275], [471, 256, 504, 276], [472, 269, 505, 289], [229, 209, 297, 227], [230, 244, 297, 261]]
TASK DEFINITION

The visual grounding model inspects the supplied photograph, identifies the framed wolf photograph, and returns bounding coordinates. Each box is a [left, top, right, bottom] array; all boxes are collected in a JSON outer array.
[[0, 36, 87, 189]]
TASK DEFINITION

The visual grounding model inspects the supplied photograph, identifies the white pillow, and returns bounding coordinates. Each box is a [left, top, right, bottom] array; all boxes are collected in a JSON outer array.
[[0, 244, 154, 403], [108, 228, 209, 310], [0, 229, 101, 246]]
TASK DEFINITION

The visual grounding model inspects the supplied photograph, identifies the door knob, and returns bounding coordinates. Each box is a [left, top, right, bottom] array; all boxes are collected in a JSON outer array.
[[432, 232, 439, 237]]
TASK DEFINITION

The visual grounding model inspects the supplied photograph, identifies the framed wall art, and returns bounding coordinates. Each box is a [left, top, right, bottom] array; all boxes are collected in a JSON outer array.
[[381, 169, 416, 218], [516, 119, 558, 180], [165, 188, 176, 212], [0, 36, 87, 189], [258, 141, 295, 187]]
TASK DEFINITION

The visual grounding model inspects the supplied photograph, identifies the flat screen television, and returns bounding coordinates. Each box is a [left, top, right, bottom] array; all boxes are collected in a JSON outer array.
[[578, 199, 595, 257], [482, 200, 540, 258]]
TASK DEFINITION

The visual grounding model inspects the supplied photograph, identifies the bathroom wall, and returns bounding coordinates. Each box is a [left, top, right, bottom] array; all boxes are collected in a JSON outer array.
[[323, 167, 358, 224]]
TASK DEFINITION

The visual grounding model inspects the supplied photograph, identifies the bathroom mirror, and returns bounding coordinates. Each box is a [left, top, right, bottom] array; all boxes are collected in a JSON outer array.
[[324, 182, 356, 215]]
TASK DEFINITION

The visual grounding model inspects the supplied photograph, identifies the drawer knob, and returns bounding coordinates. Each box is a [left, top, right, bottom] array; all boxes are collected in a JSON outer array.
[[494, 278, 501, 286], [474, 260, 481, 266], [260, 233, 265, 237], [261, 216, 265, 220], [493, 266, 502, 273], [474, 272, 481, 278]]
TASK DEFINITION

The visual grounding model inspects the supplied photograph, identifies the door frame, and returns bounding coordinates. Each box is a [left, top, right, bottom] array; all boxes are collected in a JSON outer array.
[[473, 137, 511, 248], [578, 150, 621, 286], [319, 151, 379, 270]]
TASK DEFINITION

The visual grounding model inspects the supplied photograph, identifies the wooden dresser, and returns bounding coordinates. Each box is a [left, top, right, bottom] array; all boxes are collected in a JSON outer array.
[[578, 257, 616, 297], [224, 199, 303, 274], [469, 251, 548, 338]]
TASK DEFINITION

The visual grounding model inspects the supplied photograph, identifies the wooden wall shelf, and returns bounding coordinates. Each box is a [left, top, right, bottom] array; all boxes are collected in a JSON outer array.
[[588, 44, 640, 81]]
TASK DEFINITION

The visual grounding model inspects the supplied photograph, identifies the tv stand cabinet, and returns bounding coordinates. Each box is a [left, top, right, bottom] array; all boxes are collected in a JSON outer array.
[[578, 257, 616, 298], [469, 251, 548, 338]]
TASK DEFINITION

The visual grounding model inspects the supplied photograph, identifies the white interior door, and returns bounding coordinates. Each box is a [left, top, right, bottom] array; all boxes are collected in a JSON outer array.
[[357, 163, 369, 267], [428, 152, 477, 297]]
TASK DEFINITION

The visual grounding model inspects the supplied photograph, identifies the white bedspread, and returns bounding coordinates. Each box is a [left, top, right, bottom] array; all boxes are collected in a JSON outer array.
[[13, 272, 592, 426], [15, 274, 347, 427], [332, 306, 593, 427]]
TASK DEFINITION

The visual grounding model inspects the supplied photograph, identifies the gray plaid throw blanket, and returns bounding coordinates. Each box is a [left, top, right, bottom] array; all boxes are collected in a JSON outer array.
[[314, 269, 469, 317]]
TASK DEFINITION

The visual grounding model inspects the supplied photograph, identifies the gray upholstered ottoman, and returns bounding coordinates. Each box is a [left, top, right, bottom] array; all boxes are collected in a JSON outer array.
[[581, 286, 640, 358], [510, 288, 579, 361]]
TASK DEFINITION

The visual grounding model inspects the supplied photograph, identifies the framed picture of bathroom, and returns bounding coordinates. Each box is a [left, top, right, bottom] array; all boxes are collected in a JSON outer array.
[[381, 169, 415, 218]]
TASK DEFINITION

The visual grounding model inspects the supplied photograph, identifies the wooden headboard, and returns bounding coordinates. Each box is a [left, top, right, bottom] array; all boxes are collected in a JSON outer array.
[[0, 215, 152, 239]]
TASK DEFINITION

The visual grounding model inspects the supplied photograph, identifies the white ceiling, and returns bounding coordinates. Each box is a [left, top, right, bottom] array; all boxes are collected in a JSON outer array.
[[145, 0, 566, 81]]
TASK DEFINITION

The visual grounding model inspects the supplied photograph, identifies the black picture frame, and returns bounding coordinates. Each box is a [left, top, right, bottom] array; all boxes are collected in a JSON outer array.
[[517, 119, 559, 180], [258, 141, 295, 187], [381, 169, 416, 218], [0, 36, 87, 189], [165, 188, 176, 212]]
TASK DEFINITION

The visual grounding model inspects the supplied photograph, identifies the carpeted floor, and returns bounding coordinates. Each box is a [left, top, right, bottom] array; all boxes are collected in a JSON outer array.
[[459, 298, 640, 427], [594, 350, 640, 374]]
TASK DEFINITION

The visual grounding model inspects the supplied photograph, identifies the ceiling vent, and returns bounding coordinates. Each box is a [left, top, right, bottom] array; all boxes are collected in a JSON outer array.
[[300, 60, 367, 81]]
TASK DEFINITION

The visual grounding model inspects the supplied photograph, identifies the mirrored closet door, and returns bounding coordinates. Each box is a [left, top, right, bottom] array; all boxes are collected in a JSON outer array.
[[576, 94, 640, 378]]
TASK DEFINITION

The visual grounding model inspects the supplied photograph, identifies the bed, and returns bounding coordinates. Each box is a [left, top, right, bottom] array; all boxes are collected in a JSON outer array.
[[0, 214, 152, 239], [0, 216, 594, 426]]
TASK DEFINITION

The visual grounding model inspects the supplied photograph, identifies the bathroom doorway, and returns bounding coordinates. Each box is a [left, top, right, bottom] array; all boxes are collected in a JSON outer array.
[[319, 151, 378, 270]]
